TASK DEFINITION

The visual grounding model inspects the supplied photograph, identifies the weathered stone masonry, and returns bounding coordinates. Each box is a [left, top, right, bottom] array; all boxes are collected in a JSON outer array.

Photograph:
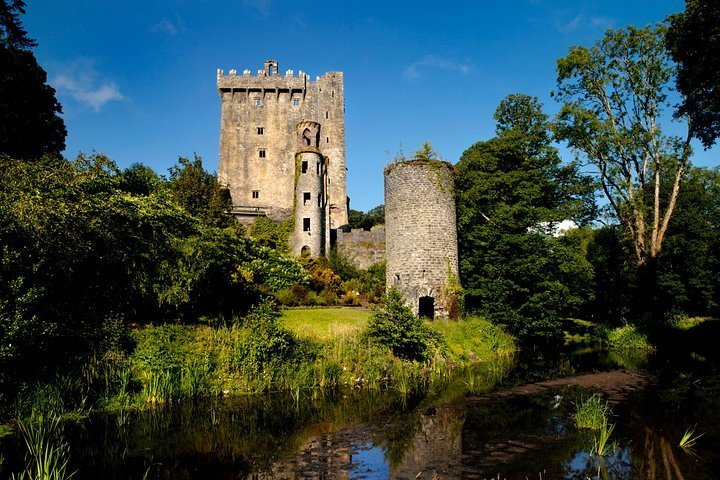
[[335, 225, 386, 270], [217, 61, 348, 230], [384, 160, 459, 318]]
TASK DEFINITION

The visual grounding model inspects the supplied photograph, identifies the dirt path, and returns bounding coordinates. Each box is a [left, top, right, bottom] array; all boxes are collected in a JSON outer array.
[[467, 369, 649, 405]]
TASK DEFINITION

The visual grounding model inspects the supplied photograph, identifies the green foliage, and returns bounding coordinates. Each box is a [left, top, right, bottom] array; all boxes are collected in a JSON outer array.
[[0, 1, 66, 160], [168, 155, 233, 228], [0, 153, 308, 400], [574, 395, 612, 430], [599, 324, 655, 353], [412, 140, 441, 161], [11, 417, 74, 480], [346, 205, 384, 229], [430, 316, 515, 361], [248, 217, 293, 252], [366, 288, 444, 361], [679, 426, 704, 449], [456, 94, 595, 342], [656, 167, 720, 316], [554, 24, 690, 268], [667, 0, 720, 148]]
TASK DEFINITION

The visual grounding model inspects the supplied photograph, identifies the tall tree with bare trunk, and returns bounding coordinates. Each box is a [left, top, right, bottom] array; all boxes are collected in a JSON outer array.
[[553, 25, 691, 275]]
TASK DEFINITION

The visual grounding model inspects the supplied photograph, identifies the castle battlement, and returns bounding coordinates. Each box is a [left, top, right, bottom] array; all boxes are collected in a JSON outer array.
[[217, 60, 342, 91]]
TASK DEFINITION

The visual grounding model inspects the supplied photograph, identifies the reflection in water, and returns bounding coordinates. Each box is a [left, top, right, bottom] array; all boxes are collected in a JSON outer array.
[[2, 349, 719, 479]]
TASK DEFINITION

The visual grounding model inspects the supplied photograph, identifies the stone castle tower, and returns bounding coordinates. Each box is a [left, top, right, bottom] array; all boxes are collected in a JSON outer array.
[[384, 160, 459, 318], [216, 60, 348, 255]]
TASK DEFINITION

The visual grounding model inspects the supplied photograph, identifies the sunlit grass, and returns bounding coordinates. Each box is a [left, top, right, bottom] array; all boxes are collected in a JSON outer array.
[[281, 307, 370, 341], [430, 315, 516, 361], [679, 426, 704, 449], [574, 395, 612, 430]]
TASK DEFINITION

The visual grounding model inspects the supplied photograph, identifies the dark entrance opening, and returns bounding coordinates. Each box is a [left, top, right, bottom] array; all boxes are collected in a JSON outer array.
[[419, 296, 434, 319]]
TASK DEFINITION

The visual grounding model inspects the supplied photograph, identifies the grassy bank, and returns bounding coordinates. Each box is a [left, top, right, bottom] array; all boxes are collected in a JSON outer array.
[[7, 305, 515, 424]]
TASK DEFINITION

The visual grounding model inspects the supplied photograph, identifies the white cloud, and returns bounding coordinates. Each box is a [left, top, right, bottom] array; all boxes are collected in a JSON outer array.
[[152, 14, 187, 36], [52, 58, 125, 112], [555, 14, 616, 34], [404, 55, 471, 80]]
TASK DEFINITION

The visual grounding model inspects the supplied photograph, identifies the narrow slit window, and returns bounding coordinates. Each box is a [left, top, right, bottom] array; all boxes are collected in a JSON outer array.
[[317, 194, 321, 207], [258, 149, 266, 158], [303, 192, 311, 205], [255, 98, 262, 106], [303, 218, 311, 232], [325, 111, 329, 119], [326, 137, 329, 144], [301, 161, 308, 173], [316, 162, 320, 175], [252, 190, 259, 199], [257, 127, 264, 135], [293, 98, 299, 106]]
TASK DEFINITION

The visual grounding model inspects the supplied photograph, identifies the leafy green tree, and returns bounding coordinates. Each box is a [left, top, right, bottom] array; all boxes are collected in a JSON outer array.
[[656, 167, 720, 315], [366, 287, 443, 361], [168, 155, 232, 228], [554, 25, 690, 272], [0, 0, 66, 159], [347, 205, 384, 229], [456, 94, 595, 341], [667, 0, 720, 148]]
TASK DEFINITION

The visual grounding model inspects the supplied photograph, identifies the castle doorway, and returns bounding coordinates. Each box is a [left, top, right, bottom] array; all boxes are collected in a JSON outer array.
[[301, 245, 312, 257], [419, 296, 434, 319]]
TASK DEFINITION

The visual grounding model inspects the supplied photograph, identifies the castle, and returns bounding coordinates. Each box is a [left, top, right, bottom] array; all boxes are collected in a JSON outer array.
[[217, 61, 459, 318], [217, 60, 347, 256]]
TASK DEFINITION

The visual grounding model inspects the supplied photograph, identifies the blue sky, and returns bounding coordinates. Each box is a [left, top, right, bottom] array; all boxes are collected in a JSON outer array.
[[24, 0, 715, 212]]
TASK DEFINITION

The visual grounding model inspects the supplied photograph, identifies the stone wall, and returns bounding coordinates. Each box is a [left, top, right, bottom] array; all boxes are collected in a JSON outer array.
[[384, 160, 459, 318], [217, 61, 348, 228], [335, 226, 386, 269]]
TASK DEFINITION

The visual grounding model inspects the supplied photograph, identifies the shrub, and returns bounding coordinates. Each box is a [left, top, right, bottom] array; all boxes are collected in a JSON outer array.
[[600, 324, 655, 352], [366, 288, 444, 361]]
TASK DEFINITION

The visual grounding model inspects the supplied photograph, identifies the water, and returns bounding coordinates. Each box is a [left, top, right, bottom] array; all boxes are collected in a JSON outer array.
[[2, 332, 720, 479]]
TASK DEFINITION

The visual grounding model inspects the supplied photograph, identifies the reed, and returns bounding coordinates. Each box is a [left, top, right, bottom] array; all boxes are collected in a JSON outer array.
[[11, 417, 75, 480]]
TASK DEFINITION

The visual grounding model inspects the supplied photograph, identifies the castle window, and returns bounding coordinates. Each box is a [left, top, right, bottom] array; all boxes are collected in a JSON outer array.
[[258, 149, 266, 158], [257, 127, 264, 135], [303, 192, 311, 205], [316, 162, 320, 175], [326, 137, 329, 144], [317, 193, 321, 207], [252, 190, 259, 199], [301, 161, 308, 173], [303, 218, 311, 232], [255, 98, 262, 106], [325, 111, 329, 119], [293, 98, 299, 106]]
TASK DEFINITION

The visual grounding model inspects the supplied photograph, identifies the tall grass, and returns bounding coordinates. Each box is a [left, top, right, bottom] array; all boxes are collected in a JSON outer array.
[[679, 426, 704, 449], [11, 417, 74, 480], [574, 395, 612, 430], [592, 421, 617, 457]]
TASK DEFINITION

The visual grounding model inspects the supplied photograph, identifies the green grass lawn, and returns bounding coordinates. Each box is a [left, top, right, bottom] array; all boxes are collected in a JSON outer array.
[[281, 307, 371, 341]]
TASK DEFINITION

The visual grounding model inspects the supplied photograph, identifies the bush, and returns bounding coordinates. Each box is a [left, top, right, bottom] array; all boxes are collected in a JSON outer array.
[[599, 324, 655, 352], [366, 288, 444, 361]]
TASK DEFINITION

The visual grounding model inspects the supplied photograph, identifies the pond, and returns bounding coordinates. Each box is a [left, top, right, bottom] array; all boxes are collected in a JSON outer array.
[[2, 328, 720, 479]]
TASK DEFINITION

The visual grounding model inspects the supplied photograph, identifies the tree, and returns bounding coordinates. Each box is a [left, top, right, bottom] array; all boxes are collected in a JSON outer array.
[[667, 0, 720, 148], [0, 0, 66, 159], [554, 25, 690, 270], [456, 94, 595, 341], [168, 155, 233, 228]]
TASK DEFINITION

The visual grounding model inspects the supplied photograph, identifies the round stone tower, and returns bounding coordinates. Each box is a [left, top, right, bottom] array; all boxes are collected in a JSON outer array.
[[292, 121, 327, 257], [384, 160, 459, 319]]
